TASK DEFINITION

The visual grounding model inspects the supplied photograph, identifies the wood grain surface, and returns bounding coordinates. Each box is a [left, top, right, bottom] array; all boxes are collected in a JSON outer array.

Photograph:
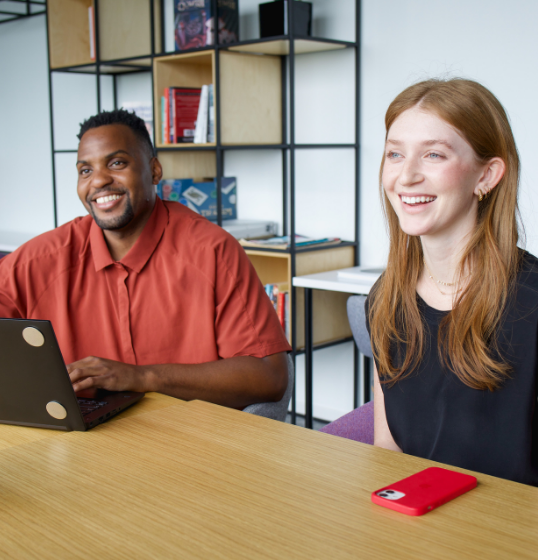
[[0, 392, 178, 451], [0, 398, 536, 559]]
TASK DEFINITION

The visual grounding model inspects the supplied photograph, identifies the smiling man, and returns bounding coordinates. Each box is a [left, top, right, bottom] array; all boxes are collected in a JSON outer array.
[[0, 109, 291, 410]]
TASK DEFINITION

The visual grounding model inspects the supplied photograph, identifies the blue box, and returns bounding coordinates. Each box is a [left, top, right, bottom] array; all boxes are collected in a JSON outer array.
[[157, 177, 237, 221], [181, 177, 237, 221]]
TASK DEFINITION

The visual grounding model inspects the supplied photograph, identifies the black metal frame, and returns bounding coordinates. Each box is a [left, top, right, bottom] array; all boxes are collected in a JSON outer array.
[[40, 0, 362, 428], [0, 0, 45, 24]]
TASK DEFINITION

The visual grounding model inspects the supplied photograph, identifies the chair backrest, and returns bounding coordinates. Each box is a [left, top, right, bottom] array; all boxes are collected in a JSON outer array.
[[243, 353, 294, 422], [346, 295, 373, 358]]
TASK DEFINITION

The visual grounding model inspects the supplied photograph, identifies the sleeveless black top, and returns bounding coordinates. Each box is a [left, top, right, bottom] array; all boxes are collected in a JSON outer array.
[[367, 251, 538, 486]]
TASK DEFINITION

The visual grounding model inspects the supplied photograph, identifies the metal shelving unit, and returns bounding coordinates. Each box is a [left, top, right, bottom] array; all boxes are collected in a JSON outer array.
[[0, 0, 45, 24], [43, 0, 361, 428]]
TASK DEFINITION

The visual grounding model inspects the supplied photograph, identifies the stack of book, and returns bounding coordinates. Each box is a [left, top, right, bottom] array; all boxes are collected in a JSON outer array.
[[265, 283, 289, 340], [161, 84, 214, 144], [239, 235, 342, 250]]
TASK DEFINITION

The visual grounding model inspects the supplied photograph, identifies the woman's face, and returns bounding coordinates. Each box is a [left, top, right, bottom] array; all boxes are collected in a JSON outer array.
[[382, 106, 484, 241]]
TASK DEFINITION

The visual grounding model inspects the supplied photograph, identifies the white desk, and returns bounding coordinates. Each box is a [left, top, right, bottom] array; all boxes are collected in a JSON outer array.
[[292, 266, 381, 294], [293, 266, 382, 428]]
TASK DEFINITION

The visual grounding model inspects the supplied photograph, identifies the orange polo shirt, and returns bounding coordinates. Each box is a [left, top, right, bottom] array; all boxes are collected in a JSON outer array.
[[0, 198, 291, 365]]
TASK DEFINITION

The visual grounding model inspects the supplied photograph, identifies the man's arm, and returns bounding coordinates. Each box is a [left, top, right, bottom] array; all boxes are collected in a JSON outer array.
[[67, 352, 289, 410]]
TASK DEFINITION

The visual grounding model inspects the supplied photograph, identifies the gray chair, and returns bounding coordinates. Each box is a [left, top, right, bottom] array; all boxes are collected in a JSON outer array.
[[243, 353, 294, 422], [319, 295, 374, 444], [346, 295, 373, 359]]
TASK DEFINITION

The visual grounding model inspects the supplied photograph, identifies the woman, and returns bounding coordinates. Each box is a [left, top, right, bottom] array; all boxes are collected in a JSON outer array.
[[368, 78, 538, 485]]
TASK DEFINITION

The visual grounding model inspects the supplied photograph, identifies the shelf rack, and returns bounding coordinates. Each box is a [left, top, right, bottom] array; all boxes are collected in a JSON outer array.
[[44, 0, 362, 427], [0, 0, 45, 24]]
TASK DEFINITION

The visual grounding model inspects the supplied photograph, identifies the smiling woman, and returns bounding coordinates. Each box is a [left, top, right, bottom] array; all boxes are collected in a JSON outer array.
[[365, 78, 538, 486]]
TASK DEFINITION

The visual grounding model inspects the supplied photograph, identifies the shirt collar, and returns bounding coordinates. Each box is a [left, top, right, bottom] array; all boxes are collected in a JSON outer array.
[[90, 197, 169, 273]]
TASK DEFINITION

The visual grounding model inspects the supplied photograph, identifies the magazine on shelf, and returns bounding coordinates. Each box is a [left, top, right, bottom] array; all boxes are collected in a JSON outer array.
[[239, 235, 342, 250], [173, 0, 239, 52]]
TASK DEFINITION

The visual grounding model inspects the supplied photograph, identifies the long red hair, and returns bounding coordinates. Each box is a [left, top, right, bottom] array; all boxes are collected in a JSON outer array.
[[368, 79, 522, 391]]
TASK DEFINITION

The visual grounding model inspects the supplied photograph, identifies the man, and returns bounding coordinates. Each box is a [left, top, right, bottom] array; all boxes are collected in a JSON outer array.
[[0, 109, 291, 410]]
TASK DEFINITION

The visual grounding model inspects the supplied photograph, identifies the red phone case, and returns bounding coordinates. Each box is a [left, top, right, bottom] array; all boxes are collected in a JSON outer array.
[[371, 467, 477, 516]]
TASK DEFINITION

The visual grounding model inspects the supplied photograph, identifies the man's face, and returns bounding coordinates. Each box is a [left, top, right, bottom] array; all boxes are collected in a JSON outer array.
[[76, 124, 161, 232]]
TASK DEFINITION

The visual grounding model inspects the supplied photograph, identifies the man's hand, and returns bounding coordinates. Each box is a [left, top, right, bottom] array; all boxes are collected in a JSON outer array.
[[67, 356, 149, 395], [67, 352, 289, 410]]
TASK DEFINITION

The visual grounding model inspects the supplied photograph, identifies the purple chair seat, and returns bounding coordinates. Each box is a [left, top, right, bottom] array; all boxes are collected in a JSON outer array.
[[320, 400, 374, 445]]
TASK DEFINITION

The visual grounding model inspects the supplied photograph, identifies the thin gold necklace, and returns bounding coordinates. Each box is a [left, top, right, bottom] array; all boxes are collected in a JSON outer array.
[[423, 259, 460, 297]]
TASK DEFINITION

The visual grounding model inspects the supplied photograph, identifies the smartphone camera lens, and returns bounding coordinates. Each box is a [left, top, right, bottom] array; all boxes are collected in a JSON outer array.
[[385, 490, 395, 494], [378, 492, 388, 498]]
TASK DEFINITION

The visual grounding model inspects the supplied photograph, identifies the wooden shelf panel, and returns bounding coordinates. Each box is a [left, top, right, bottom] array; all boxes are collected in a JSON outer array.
[[157, 151, 216, 179], [48, 0, 93, 69], [220, 51, 282, 145], [99, 0, 151, 61], [245, 246, 354, 347], [228, 38, 349, 56], [49, 0, 161, 70]]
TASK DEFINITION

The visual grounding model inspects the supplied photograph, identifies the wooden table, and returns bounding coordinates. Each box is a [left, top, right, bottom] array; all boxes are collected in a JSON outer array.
[[0, 394, 536, 559]]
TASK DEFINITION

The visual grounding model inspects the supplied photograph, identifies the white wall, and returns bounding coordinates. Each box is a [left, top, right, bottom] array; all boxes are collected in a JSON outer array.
[[360, 0, 538, 266], [0, 14, 54, 236]]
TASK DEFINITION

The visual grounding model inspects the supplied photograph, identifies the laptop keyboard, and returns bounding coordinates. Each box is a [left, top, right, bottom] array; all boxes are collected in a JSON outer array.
[[77, 398, 108, 417]]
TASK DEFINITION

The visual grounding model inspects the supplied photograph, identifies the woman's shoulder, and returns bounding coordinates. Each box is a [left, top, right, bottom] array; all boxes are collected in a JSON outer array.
[[517, 250, 538, 290], [512, 250, 538, 310]]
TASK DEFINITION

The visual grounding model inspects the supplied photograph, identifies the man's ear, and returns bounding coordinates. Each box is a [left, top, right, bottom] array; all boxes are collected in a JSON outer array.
[[473, 157, 505, 197], [151, 157, 163, 185]]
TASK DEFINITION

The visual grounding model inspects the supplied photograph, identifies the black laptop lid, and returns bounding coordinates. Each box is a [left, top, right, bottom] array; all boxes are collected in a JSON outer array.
[[0, 319, 87, 431]]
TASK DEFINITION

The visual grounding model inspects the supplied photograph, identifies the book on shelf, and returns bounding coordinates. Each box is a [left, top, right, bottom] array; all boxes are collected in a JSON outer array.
[[173, 87, 202, 143], [194, 85, 209, 143], [156, 177, 237, 221], [174, 0, 239, 52], [264, 282, 289, 340], [161, 87, 202, 144], [161, 86, 215, 144], [239, 235, 342, 250], [207, 84, 215, 143], [88, 4, 96, 61]]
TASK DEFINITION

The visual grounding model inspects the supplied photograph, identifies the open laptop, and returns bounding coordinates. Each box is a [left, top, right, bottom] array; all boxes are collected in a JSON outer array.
[[0, 318, 144, 431]]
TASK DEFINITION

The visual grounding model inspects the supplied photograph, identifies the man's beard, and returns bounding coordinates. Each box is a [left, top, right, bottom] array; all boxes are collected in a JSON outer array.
[[89, 195, 135, 231]]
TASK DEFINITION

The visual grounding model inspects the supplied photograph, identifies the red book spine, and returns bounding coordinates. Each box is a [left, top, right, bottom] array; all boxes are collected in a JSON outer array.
[[174, 88, 202, 143], [277, 292, 285, 330], [163, 87, 170, 145], [170, 87, 175, 144]]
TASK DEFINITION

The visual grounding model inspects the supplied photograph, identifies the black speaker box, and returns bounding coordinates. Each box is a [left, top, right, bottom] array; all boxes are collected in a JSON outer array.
[[259, 0, 312, 38]]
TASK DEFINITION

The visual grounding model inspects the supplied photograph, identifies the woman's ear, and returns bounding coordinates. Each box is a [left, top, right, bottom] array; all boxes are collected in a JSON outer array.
[[474, 157, 505, 197]]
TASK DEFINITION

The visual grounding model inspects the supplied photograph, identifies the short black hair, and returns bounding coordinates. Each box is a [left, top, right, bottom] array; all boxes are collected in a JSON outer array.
[[78, 108, 155, 157]]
